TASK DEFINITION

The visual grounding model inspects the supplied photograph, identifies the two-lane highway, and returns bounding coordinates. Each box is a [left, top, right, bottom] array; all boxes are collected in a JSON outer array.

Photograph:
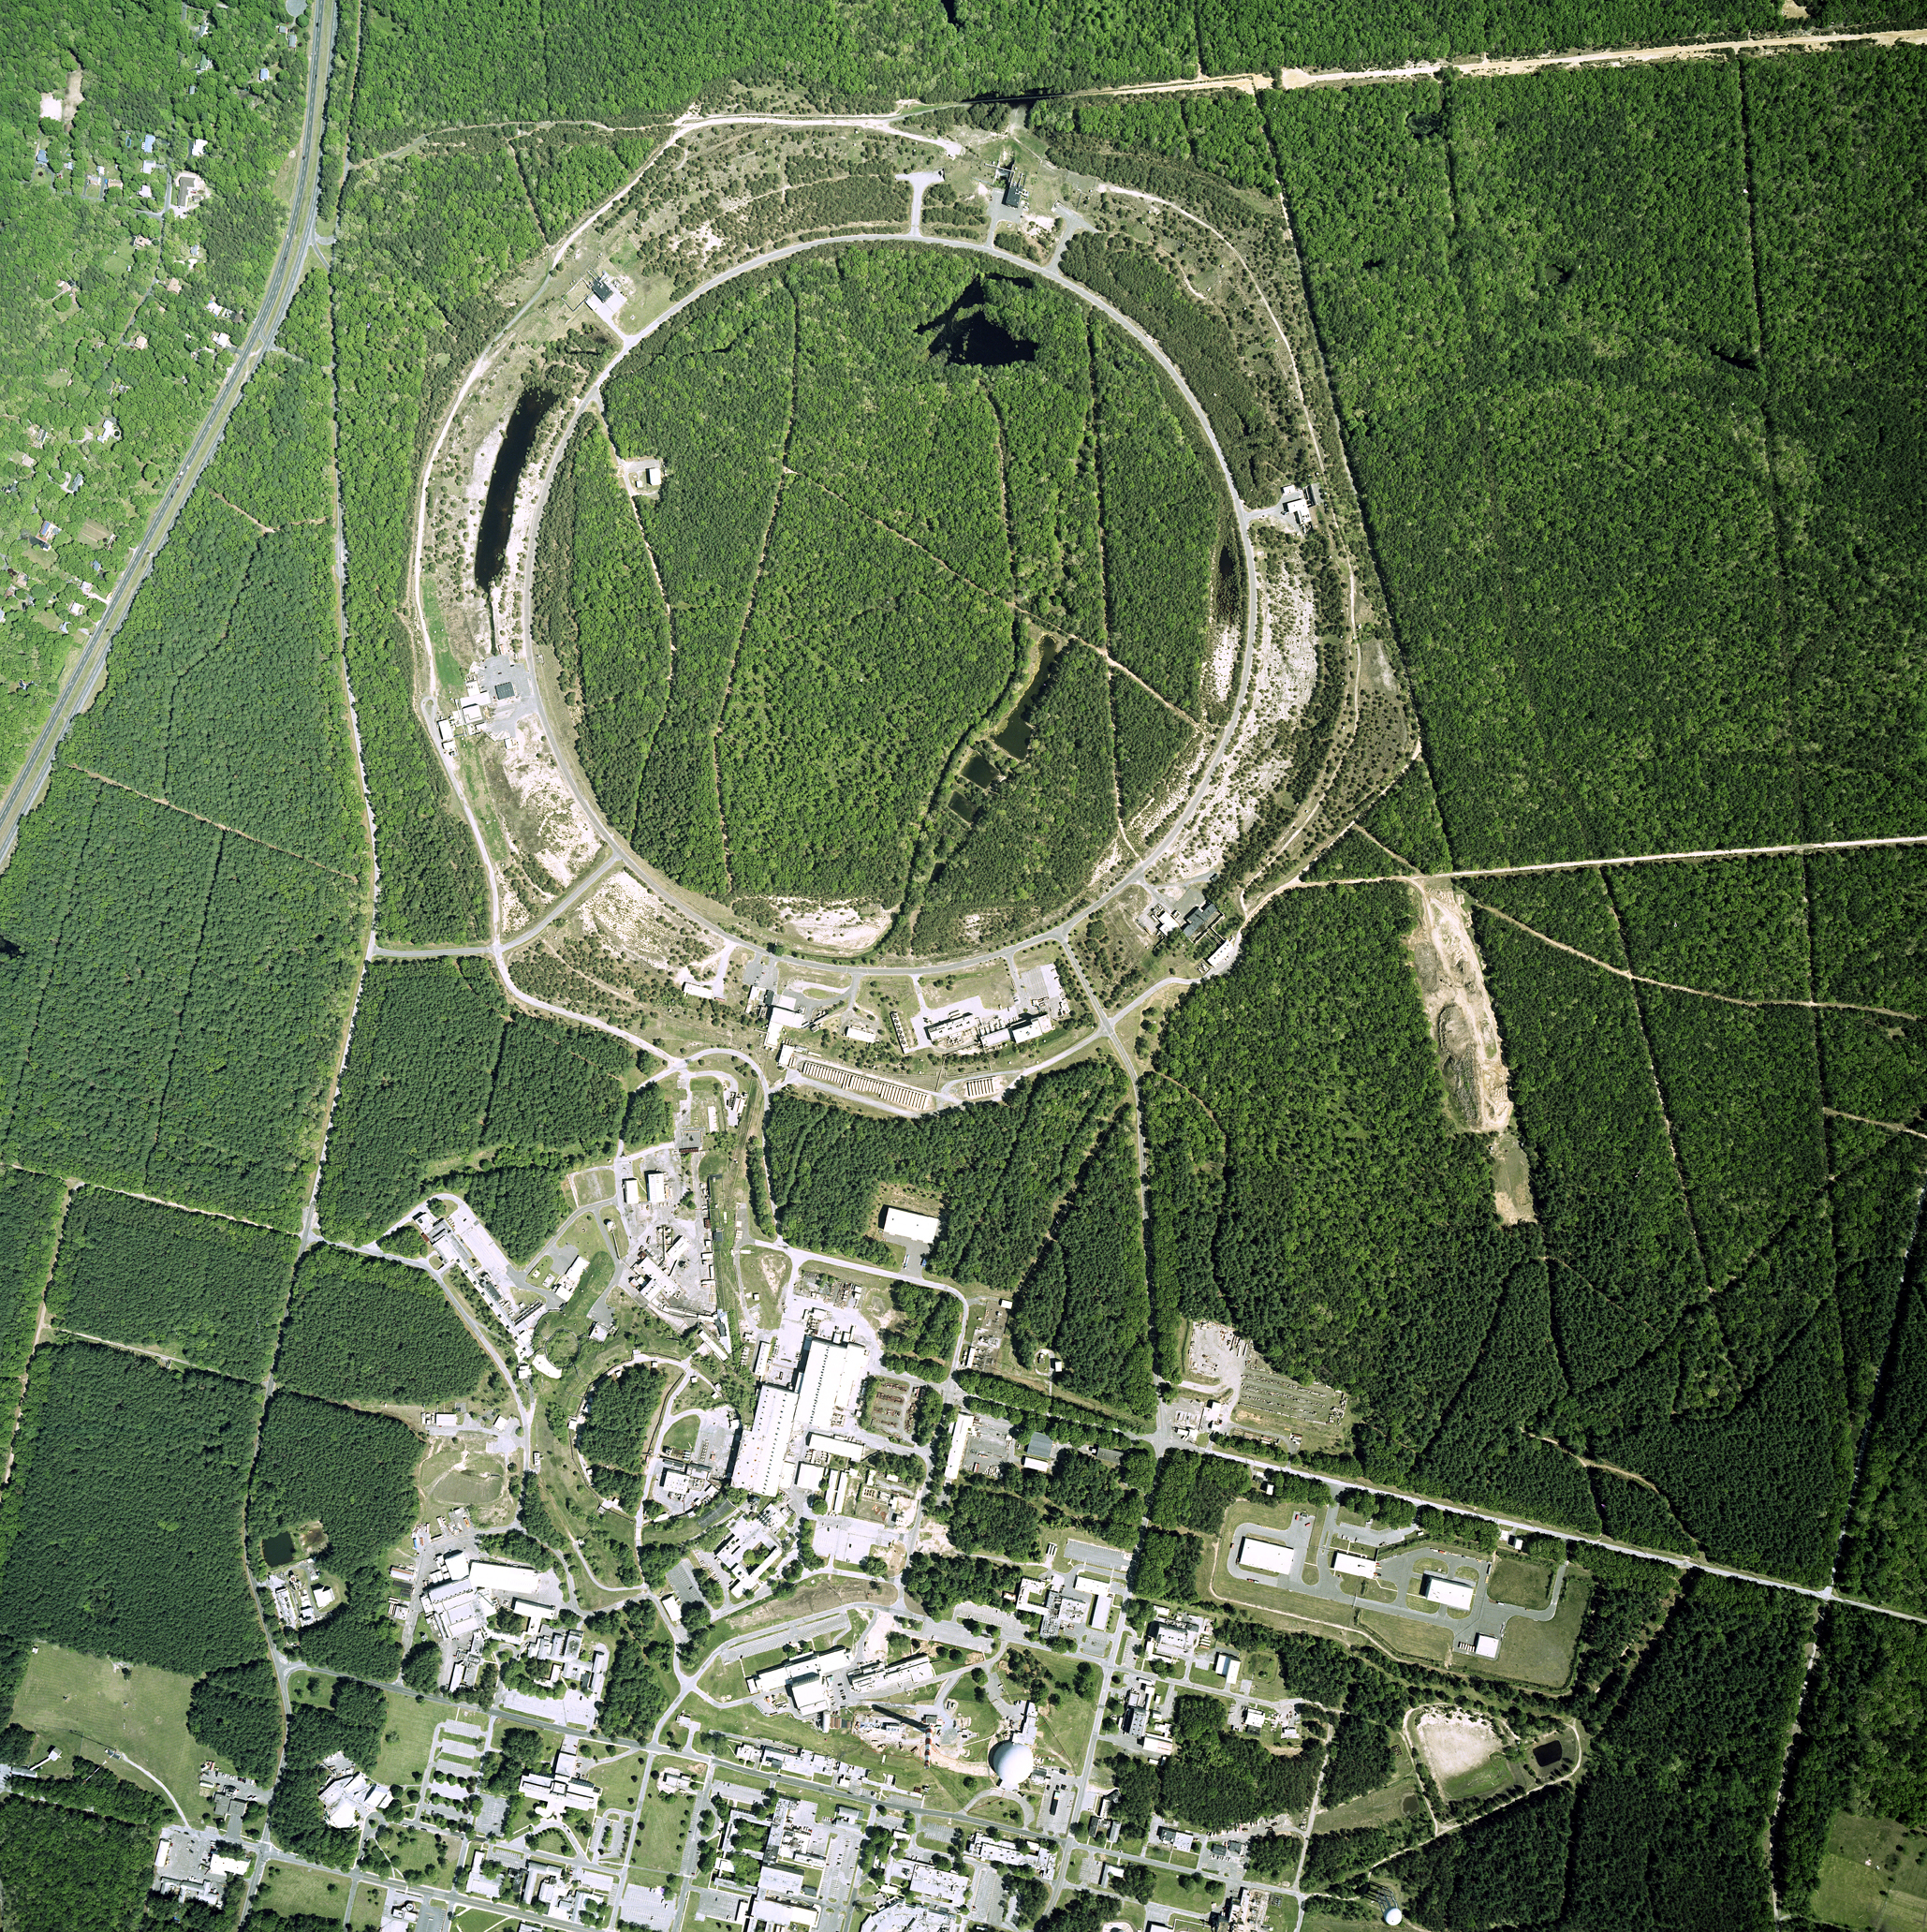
[[0, 0, 339, 868]]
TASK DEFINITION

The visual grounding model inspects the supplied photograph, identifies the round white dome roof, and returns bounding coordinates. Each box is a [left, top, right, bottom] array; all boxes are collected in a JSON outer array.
[[990, 1737, 1035, 1788]]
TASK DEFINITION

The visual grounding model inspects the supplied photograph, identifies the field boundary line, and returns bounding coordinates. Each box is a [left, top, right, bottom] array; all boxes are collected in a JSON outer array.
[[1470, 899, 1920, 1021], [1599, 869, 1715, 1293], [68, 766, 363, 880], [1824, 1108, 1927, 1147], [1280, 831, 1927, 888], [207, 489, 277, 535]]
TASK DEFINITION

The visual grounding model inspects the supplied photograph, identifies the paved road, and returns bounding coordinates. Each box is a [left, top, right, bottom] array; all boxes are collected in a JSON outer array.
[[0, 0, 339, 868], [412, 161, 1297, 985]]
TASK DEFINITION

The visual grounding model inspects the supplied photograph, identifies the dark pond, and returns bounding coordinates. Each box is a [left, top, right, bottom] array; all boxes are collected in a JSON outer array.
[[993, 635, 1062, 755], [261, 1529, 296, 1567], [949, 793, 980, 825], [963, 754, 999, 789], [1533, 1740, 1564, 1769], [924, 276, 1037, 368], [475, 388, 556, 588]]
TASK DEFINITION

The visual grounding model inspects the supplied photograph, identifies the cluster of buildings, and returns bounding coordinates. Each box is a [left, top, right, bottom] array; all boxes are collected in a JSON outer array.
[[1147, 887, 1224, 948], [965, 1830, 1052, 1878], [434, 664, 517, 760], [713, 1499, 796, 1597], [420, 1210, 531, 1352], [1014, 1571, 1115, 1640], [467, 1847, 617, 1919], [419, 1550, 562, 1644], [737, 1335, 870, 1498], [518, 1737, 600, 1822], [909, 964, 1067, 1057], [1148, 1610, 1216, 1664], [732, 1741, 873, 1791], [151, 1829, 250, 1910], [262, 1560, 336, 1630]]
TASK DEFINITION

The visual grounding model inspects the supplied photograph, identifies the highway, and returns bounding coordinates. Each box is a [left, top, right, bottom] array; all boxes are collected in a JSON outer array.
[[0, 0, 339, 869]]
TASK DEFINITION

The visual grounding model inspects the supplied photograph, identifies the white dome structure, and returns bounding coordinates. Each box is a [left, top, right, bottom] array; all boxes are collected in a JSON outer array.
[[990, 1736, 1035, 1789]]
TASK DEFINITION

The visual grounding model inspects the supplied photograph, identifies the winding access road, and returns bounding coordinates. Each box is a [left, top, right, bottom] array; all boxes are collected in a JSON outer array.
[[0, 0, 338, 869]]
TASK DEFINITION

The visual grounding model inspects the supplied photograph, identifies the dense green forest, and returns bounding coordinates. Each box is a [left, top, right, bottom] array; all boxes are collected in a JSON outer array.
[[0, 265, 363, 1231], [316, 954, 640, 1250], [1, 0, 316, 780], [1774, 1603, 1927, 1917], [578, 1365, 667, 1472], [0, 1172, 65, 1458], [273, 1244, 490, 1405], [335, 0, 1899, 156], [248, 1391, 421, 1570], [575, 246, 1216, 922], [185, 1658, 283, 1784], [0, 1343, 266, 1682], [45, 1187, 296, 1380], [0, 1794, 156, 1932], [1268, 52, 1925, 868], [764, 1058, 1127, 1291], [1008, 1108, 1157, 1414]]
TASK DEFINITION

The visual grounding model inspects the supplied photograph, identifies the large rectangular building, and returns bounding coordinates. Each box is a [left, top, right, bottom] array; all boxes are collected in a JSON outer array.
[[1331, 1552, 1378, 1580], [795, 1337, 867, 1436], [1421, 1573, 1477, 1611], [1238, 1536, 1299, 1578], [882, 1206, 941, 1246], [738, 1382, 802, 1497]]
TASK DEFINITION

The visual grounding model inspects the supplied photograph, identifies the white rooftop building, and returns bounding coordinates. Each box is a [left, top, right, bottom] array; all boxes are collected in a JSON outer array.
[[881, 1206, 941, 1246], [1421, 1573, 1478, 1611], [1239, 1536, 1299, 1577]]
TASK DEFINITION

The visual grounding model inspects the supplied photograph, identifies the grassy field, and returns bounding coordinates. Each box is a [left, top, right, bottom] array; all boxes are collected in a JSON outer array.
[[1483, 1571, 1590, 1690], [10, 1643, 206, 1817], [256, 1861, 355, 1917], [1486, 1555, 1553, 1610], [588, 1748, 647, 1810], [289, 1670, 335, 1707], [662, 1414, 700, 1457], [1440, 1751, 1519, 1802], [372, 1689, 443, 1786], [1357, 1609, 1454, 1671], [1811, 1814, 1927, 1932], [1265, 1895, 1300, 1932], [1022, 1651, 1101, 1774], [360, 1822, 460, 1890], [1309, 1772, 1423, 1835], [631, 1765, 699, 1873]]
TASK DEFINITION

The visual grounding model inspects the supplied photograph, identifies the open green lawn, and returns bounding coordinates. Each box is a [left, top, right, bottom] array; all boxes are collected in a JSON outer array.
[[256, 1860, 355, 1917], [289, 1669, 336, 1707], [1486, 1556, 1554, 1611], [360, 1822, 460, 1890], [1265, 1895, 1300, 1932], [1811, 1814, 1927, 1932], [372, 1689, 442, 1786], [631, 1774, 698, 1874], [11, 1642, 207, 1818], [1440, 1751, 1520, 1803], [588, 1748, 647, 1810], [1029, 1657, 1101, 1774], [1312, 1773, 1423, 1834], [1483, 1571, 1590, 1690]]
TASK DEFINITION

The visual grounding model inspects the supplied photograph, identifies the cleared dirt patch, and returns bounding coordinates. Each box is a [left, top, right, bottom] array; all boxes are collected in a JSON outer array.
[[1416, 1709, 1502, 1783]]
